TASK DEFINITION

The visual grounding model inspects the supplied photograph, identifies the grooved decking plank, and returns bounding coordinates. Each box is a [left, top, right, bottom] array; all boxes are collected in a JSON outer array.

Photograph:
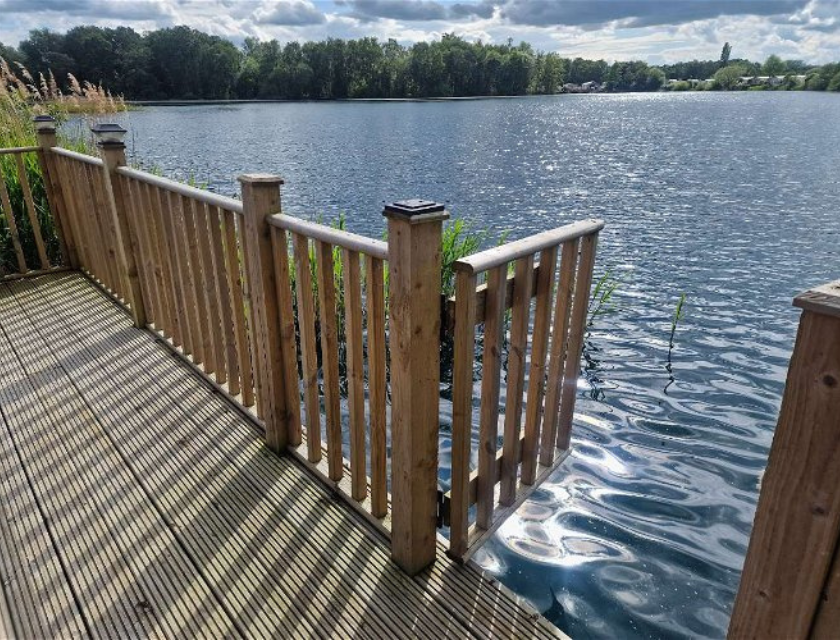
[[0, 390, 86, 639], [22, 274, 465, 639], [0, 282, 237, 639], [6, 272, 565, 639]]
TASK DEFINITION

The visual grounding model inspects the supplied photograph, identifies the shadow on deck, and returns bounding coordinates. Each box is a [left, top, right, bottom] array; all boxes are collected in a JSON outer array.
[[0, 272, 564, 638]]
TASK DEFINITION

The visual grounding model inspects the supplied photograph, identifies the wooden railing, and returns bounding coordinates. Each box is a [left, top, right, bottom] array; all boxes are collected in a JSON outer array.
[[269, 214, 390, 523], [0, 144, 66, 278], [13, 116, 606, 576], [445, 219, 604, 560]]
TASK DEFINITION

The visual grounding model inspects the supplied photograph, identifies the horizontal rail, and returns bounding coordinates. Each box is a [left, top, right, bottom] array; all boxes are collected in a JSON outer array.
[[0, 146, 39, 156], [50, 147, 103, 167], [453, 218, 604, 275], [116, 166, 244, 214], [269, 213, 388, 260]]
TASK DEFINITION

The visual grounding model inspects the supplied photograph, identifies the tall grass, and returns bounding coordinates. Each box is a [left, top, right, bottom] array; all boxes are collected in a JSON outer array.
[[0, 59, 125, 271]]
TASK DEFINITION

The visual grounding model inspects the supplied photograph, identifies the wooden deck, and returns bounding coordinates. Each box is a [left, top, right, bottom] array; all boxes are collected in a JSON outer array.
[[0, 272, 564, 638]]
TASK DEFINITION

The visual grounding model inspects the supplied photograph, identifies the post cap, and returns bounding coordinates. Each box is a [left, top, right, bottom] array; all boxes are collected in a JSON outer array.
[[33, 114, 56, 132], [383, 199, 449, 224], [91, 123, 127, 146], [237, 173, 285, 185]]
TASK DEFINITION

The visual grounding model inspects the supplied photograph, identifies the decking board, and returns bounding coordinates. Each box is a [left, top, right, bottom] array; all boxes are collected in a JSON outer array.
[[0, 272, 566, 639]]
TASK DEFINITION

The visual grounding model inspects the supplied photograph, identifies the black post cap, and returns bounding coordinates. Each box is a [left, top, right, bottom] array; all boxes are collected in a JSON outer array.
[[383, 199, 446, 218]]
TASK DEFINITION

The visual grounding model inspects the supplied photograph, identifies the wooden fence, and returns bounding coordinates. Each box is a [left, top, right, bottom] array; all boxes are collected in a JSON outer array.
[[1, 116, 606, 576], [444, 220, 603, 559]]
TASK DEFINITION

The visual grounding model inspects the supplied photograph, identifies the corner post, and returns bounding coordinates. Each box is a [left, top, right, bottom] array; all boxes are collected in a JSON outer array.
[[239, 174, 295, 452], [384, 199, 449, 575], [729, 280, 840, 638], [33, 115, 76, 267], [92, 124, 147, 327]]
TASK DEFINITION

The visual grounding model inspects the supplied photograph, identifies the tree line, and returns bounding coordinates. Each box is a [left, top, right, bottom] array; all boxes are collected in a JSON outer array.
[[1, 27, 839, 100]]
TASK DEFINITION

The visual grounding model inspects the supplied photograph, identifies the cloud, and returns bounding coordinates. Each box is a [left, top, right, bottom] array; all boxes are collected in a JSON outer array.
[[0, 0, 170, 20], [340, 0, 495, 21], [498, 0, 811, 28], [254, 0, 326, 25]]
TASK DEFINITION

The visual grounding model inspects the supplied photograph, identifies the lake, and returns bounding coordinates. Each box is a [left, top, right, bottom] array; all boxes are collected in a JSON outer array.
[[121, 92, 840, 639]]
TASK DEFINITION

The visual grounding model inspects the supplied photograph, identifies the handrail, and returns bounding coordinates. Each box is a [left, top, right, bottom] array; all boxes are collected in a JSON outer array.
[[453, 218, 604, 274], [269, 213, 388, 260], [50, 146, 104, 167], [0, 146, 40, 155], [116, 166, 244, 214]]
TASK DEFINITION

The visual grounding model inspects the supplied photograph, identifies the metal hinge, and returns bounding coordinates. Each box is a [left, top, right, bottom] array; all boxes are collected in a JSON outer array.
[[436, 489, 451, 528]]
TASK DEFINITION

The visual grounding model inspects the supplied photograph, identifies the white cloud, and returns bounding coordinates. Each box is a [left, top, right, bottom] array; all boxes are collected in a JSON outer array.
[[1, 0, 839, 63]]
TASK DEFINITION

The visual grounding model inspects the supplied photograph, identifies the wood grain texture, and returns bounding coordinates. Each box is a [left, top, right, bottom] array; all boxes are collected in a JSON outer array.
[[316, 240, 343, 482], [0, 166, 27, 273], [343, 248, 367, 501], [500, 255, 534, 506], [476, 264, 507, 530], [729, 308, 840, 639], [14, 153, 49, 269], [291, 231, 321, 461], [521, 247, 557, 485], [222, 209, 254, 405], [540, 238, 579, 466], [367, 255, 388, 519], [449, 270, 477, 558]]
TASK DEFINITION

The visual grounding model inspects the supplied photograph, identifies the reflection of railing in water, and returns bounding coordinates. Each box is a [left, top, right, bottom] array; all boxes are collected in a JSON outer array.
[[7, 114, 606, 577]]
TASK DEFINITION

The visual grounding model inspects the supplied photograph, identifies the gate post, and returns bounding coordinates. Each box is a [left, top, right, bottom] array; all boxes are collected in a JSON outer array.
[[33, 115, 76, 267], [384, 199, 449, 575], [92, 124, 147, 327], [729, 280, 840, 638], [239, 174, 299, 452]]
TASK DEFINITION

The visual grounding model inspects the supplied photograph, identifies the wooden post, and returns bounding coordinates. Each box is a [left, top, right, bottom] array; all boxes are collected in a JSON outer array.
[[239, 174, 298, 452], [33, 115, 76, 267], [729, 280, 840, 639], [92, 124, 147, 328], [384, 199, 448, 575]]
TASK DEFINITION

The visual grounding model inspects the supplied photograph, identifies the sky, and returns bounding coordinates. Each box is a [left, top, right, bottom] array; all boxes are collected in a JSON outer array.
[[2, 0, 839, 64]]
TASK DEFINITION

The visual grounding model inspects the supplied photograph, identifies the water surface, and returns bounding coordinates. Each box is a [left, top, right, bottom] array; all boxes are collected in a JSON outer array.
[[123, 93, 840, 639]]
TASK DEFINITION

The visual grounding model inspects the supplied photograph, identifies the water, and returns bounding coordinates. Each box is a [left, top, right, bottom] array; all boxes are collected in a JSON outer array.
[[123, 93, 840, 639]]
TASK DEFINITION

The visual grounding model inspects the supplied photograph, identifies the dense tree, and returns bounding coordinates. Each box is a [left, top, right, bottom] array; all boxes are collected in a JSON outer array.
[[713, 64, 746, 90], [762, 54, 786, 76], [7, 26, 840, 100], [719, 42, 732, 67]]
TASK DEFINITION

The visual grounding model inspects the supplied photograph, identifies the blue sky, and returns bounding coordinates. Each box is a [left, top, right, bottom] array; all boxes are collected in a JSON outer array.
[[2, 0, 839, 63]]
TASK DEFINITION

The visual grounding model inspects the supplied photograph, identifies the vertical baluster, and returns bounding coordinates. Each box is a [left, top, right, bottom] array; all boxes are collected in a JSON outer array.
[[476, 264, 507, 530], [540, 238, 580, 466], [14, 154, 50, 269], [239, 218, 263, 418], [292, 233, 321, 461], [556, 233, 598, 450], [450, 269, 478, 557], [179, 194, 208, 366], [119, 176, 157, 325], [142, 182, 175, 339], [149, 185, 183, 345], [521, 247, 558, 485], [82, 164, 111, 288], [316, 240, 342, 481], [270, 225, 301, 448], [500, 255, 535, 506], [343, 248, 366, 501], [223, 209, 254, 406], [367, 254, 387, 519], [208, 205, 239, 391], [53, 156, 86, 270], [89, 165, 122, 294], [195, 199, 226, 381], [0, 164, 27, 274]]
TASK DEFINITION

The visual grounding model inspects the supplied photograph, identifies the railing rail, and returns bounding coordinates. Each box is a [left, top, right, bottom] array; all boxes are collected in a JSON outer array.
[[117, 166, 244, 214], [446, 219, 603, 560]]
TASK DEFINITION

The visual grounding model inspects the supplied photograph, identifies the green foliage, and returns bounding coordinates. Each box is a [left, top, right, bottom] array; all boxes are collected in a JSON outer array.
[[669, 293, 687, 348], [440, 219, 488, 298], [713, 64, 746, 90], [606, 61, 665, 92], [762, 54, 786, 76], [719, 42, 732, 67], [587, 270, 621, 326]]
